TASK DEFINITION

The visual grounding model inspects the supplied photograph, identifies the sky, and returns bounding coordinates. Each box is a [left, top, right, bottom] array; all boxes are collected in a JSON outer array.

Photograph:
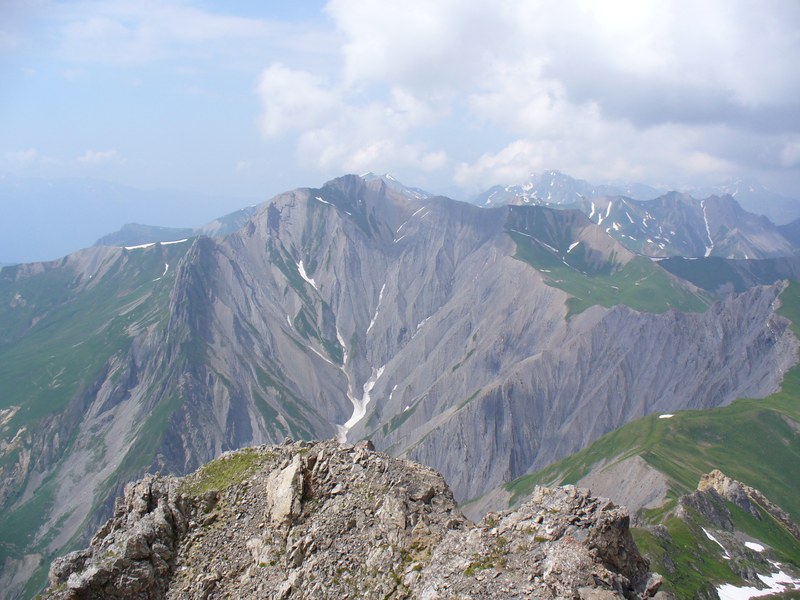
[[2, 0, 800, 204]]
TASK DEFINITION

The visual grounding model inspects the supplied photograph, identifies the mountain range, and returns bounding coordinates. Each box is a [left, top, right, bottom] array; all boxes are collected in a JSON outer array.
[[1, 173, 800, 598], [474, 170, 800, 226], [474, 171, 800, 260]]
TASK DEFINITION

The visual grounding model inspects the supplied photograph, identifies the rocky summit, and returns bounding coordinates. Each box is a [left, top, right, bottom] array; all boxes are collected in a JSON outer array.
[[45, 440, 663, 599]]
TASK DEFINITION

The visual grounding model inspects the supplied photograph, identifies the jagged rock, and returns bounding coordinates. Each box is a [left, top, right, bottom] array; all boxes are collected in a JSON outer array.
[[43, 441, 659, 599], [47, 475, 187, 599], [678, 486, 735, 531], [699, 469, 800, 541], [672, 470, 800, 591], [698, 470, 759, 518]]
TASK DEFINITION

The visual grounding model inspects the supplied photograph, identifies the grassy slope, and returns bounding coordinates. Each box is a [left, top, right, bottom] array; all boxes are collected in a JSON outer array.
[[508, 231, 710, 316], [0, 243, 189, 591], [501, 280, 800, 596], [660, 255, 799, 295]]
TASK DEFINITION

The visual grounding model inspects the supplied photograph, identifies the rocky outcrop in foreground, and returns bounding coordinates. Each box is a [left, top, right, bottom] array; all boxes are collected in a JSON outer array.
[[45, 440, 662, 599]]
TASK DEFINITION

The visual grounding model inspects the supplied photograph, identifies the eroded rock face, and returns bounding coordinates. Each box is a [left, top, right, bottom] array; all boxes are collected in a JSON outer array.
[[48, 475, 189, 599], [44, 440, 659, 599]]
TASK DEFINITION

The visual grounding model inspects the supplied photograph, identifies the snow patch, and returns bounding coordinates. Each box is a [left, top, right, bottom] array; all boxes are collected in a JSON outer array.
[[153, 262, 170, 281], [701, 200, 715, 257], [396, 205, 428, 234], [745, 542, 765, 552], [703, 528, 731, 560], [717, 562, 800, 599], [411, 206, 426, 218], [589, 202, 596, 220], [341, 365, 385, 433], [314, 196, 331, 205], [540, 241, 558, 254], [297, 260, 317, 290], [306, 344, 335, 367], [336, 327, 348, 365], [125, 238, 190, 250], [366, 282, 386, 334], [508, 228, 532, 238], [568, 241, 580, 253], [597, 202, 613, 225], [659, 414, 674, 419]]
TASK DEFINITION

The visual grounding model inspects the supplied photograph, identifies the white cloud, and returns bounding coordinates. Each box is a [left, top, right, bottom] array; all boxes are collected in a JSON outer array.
[[5, 148, 39, 165], [326, 0, 512, 91], [255, 64, 339, 138], [316, 0, 800, 192], [77, 149, 122, 165], [291, 94, 449, 174], [781, 140, 800, 168], [255, 60, 449, 176], [455, 140, 552, 190]]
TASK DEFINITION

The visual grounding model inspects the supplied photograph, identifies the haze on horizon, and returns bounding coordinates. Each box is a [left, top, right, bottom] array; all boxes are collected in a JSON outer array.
[[2, 0, 800, 221]]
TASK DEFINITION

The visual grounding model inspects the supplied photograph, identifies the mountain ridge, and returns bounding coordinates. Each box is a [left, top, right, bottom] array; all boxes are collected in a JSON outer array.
[[2, 174, 798, 597], [43, 439, 663, 600]]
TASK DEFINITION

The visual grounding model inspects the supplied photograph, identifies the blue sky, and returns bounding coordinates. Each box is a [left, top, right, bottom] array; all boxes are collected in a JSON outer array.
[[3, 0, 800, 203]]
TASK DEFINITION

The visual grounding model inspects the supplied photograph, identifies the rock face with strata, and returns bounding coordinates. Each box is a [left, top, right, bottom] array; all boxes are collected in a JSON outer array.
[[45, 440, 660, 599]]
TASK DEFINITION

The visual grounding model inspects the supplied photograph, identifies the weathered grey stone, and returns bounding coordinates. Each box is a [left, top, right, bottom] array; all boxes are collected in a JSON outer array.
[[264, 454, 303, 524], [43, 441, 658, 600]]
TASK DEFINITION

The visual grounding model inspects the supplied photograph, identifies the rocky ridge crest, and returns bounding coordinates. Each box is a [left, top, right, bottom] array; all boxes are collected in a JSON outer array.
[[673, 470, 800, 594], [697, 469, 800, 541], [45, 440, 662, 599]]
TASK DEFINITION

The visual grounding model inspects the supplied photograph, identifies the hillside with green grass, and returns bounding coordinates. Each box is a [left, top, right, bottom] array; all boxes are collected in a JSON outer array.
[[508, 229, 710, 316], [0, 242, 191, 597], [498, 280, 800, 597]]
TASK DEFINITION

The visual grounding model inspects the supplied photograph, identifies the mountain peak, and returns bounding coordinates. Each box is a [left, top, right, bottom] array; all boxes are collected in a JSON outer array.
[[44, 439, 659, 599]]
